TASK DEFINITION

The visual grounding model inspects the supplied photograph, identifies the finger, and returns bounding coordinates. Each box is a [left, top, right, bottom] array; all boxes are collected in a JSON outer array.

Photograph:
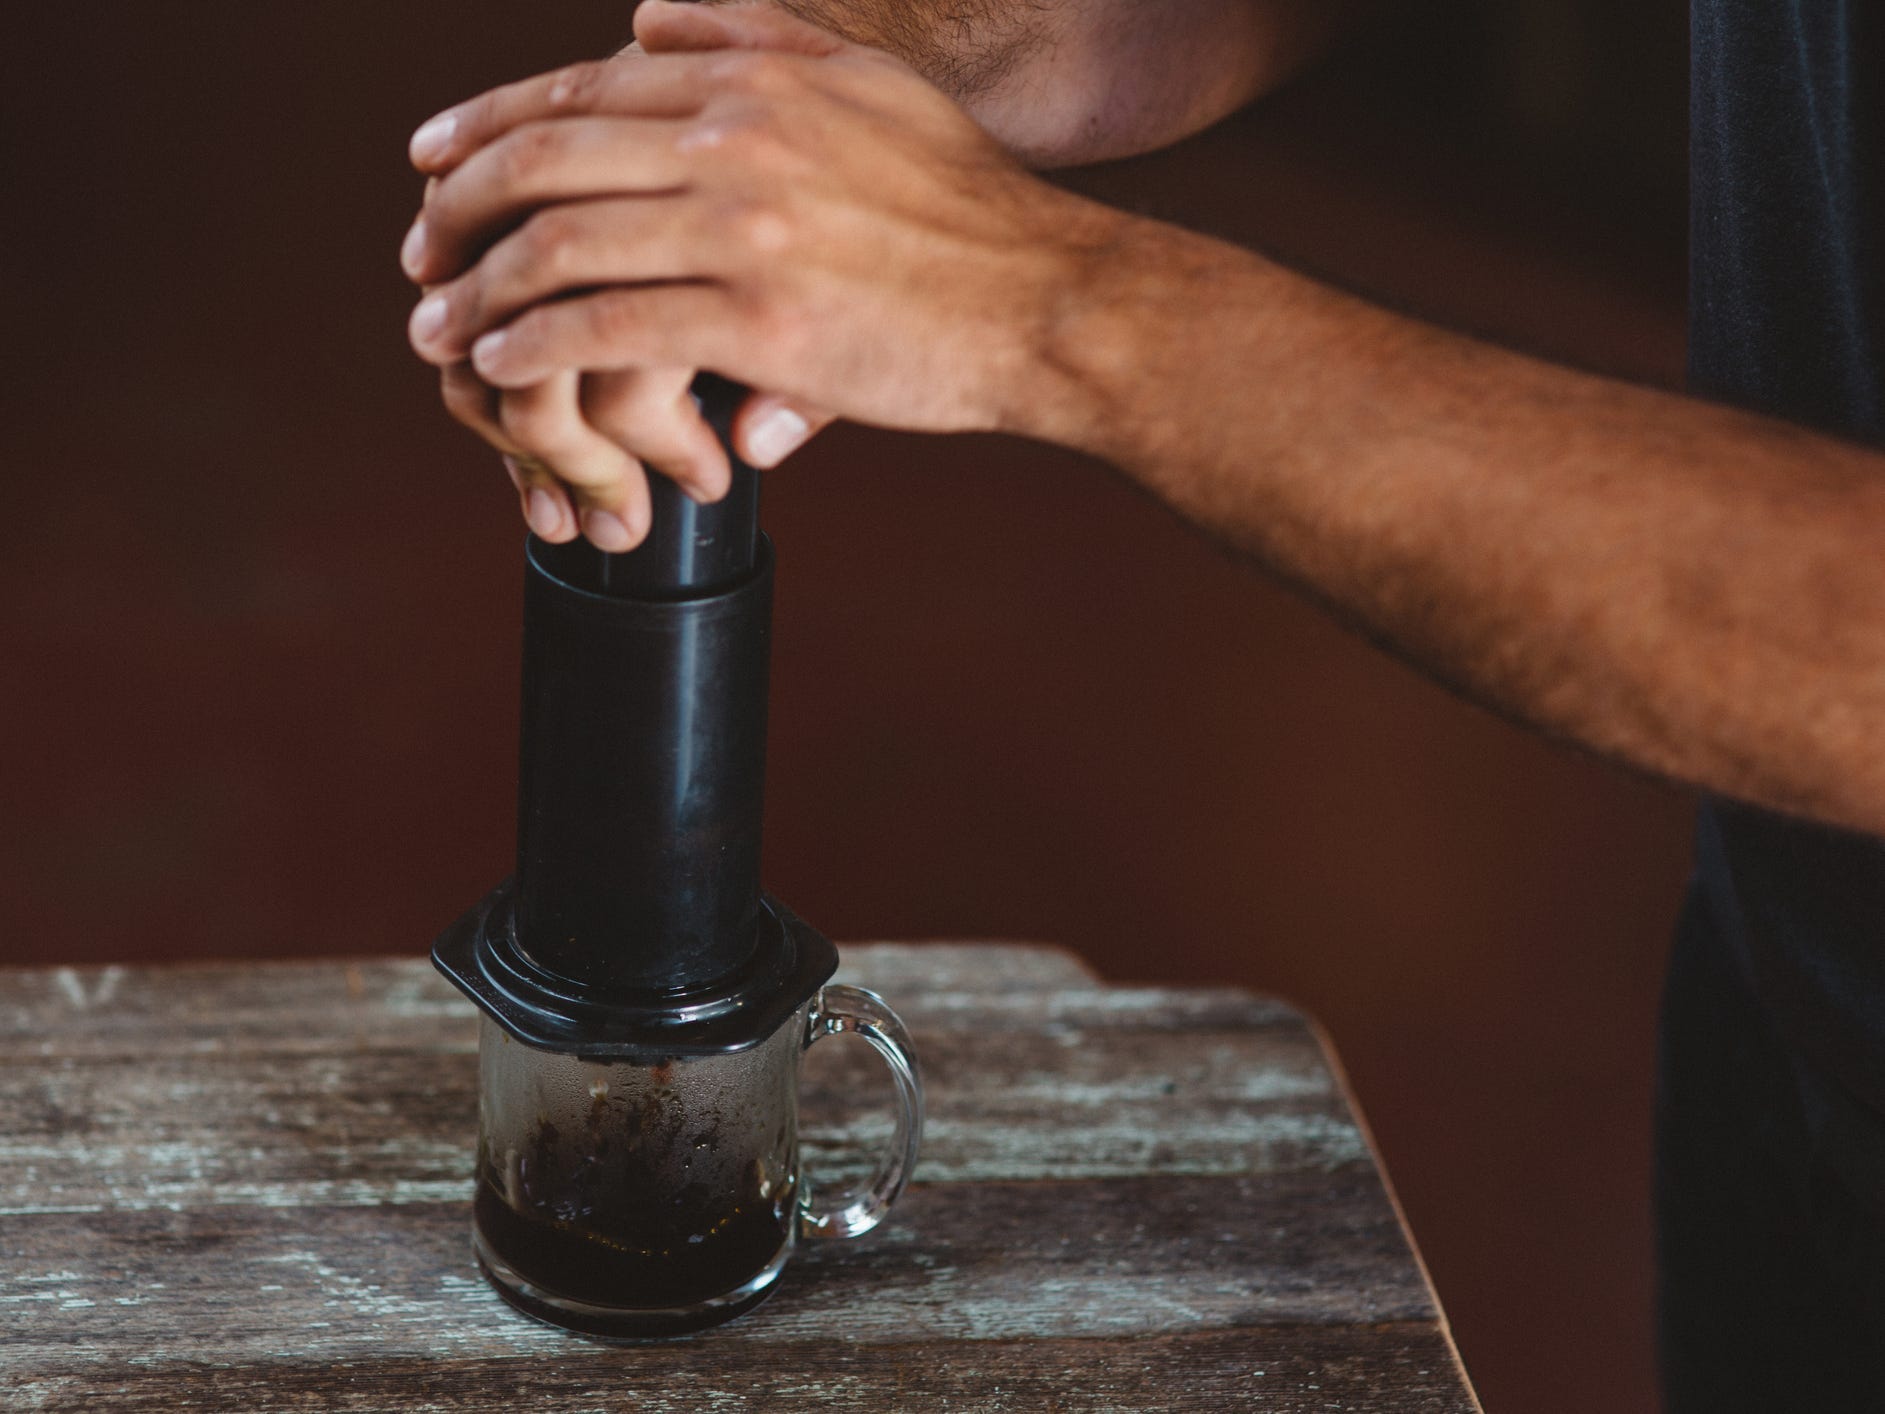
[[471, 283, 751, 390], [734, 390, 834, 469], [498, 372, 654, 550], [502, 452, 578, 542], [440, 359, 520, 452], [409, 53, 726, 176], [410, 196, 743, 362], [634, 0, 849, 59], [581, 368, 733, 501], [439, 361, 580, 540], [405, 117, 697, 283], [401, 183, 442, 275]]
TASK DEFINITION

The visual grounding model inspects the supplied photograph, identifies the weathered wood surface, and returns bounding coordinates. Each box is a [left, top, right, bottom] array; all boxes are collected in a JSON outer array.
[[0, 944, 1479, 1412]]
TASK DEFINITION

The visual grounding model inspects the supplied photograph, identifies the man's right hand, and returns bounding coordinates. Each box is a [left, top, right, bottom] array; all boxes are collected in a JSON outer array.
[[406, 8, 845, 551], [402, 0, 1142, 557], [406, 0, 1332, 551]]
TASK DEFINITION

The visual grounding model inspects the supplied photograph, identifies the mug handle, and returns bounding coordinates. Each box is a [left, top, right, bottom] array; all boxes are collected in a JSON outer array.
[[798, 984, 924, 1240]]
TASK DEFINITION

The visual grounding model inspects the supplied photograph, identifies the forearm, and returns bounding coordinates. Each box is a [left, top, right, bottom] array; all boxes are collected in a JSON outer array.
[[1025, 218, 1885, 833], [753, 0, 1359, 164]]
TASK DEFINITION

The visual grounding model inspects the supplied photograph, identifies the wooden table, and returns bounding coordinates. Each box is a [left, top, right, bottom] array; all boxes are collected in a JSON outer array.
[[1, 944, 1479, 1411]]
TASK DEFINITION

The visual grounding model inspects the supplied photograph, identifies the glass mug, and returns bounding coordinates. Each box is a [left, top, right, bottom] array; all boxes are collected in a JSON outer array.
[[470, 984, 923, 1337]]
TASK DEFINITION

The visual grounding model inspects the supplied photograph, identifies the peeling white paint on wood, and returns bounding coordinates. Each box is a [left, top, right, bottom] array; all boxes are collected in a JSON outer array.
[[1, 1173, 1432, 1361], [50, 966, 123, 1011], [0, 946, 1479, 1414], [1, 1006, 1358, 1213]]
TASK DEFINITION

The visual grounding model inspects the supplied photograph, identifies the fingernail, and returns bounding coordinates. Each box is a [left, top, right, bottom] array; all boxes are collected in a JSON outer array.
[[400, 218, 428, 277], [472, 329, 508, 373], [746, 407, 811, 467], [582, 508, 635, 552], [409, 293, 449, 344], [410, 111, 458, 165], [525, 487, 563, 539]]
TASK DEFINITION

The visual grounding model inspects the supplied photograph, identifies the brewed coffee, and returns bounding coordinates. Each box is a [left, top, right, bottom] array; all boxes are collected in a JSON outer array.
[[473, 1168, 794, 1334], [472, 1022, 802, 1336]]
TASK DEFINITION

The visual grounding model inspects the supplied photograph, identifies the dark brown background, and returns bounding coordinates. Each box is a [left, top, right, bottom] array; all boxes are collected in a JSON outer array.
[[2, 3, 1690, 1409]]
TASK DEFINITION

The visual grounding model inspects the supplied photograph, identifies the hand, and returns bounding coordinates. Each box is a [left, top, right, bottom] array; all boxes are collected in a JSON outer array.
[[430, 351, 754, 550], [401, 0, 1125, 536], [408, 26, 830, 550]]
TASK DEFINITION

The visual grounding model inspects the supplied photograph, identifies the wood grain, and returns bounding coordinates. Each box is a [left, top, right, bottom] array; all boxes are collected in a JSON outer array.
[[12, 1327, 1475, 1413], [0, 945, 1479, 1412]]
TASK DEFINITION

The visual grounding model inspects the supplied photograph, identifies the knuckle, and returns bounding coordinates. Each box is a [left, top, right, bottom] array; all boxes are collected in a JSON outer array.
[[716, 51, 792, 96], [516, 206, 579, 278], [699, 101, 809, 180], [714, 110, 787, 166], [496, 120, 564, 185], [547, 60, 609, 110], [722, 196, 794, 258], [583, 291, 638, 350]]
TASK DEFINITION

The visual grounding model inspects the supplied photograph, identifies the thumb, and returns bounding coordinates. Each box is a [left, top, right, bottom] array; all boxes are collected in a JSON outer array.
[[734, 392, 834, 469], [634, 1, 849, 58]]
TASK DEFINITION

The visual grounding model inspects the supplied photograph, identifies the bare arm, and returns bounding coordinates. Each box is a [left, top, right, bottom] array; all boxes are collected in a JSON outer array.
[[401, 0, 1359, 546], [404, 3, 1885, 835], [1020, 223, 1885, 834]]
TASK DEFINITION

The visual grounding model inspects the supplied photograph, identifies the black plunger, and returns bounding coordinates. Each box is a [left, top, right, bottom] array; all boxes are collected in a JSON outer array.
[[514, 373, 769, 994], [433, 373, 836, 1053]]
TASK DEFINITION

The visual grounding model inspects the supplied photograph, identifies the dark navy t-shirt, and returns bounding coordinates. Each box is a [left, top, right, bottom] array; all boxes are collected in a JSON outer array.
[[1690, 2, 1885, 1112]]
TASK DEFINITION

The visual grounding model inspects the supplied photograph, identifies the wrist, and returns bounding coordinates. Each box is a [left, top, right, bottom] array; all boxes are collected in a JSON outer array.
[[1001, 210, 1247, 467]]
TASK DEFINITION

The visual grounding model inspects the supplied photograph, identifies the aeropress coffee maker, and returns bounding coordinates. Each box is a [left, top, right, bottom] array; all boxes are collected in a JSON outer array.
[[433, 374, 923, 1337]]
